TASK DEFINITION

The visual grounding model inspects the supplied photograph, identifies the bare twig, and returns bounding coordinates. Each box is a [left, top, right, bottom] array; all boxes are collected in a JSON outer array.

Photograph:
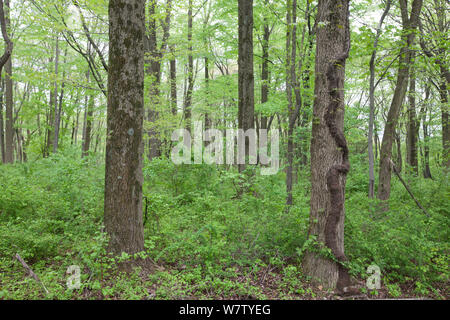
[[390, 159, 431, 217], [15, 253, 49, 294]]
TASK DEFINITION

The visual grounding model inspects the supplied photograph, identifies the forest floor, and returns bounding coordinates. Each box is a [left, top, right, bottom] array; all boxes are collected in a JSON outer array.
[[0, 150, 448, 300], [1, 257, 447, 300]]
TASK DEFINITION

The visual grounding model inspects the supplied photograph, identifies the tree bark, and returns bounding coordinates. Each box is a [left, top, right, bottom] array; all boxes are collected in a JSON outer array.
[[406, 63, 418, 175], [3, 0, 13, 163], [395, 128, 402, 173], [421, 84, 432, 179], [260, 6, 270, 131], [52, 36, 60, 153], [82, 74, 94, 158], [439, 70, 449, 168], [0, 0, 12, 163], [44, 52, 56, 158], [82, 44, 93, 158], [368, 0, 391, 197], [0, 78, 5, 163], [184, 0, 194, 134], [170, 46, 177, 116], [298, 1, 314, 168], [285, 0, 293, 205], [303, 0, 351, 292], [286, 0, 303, 205], [104, 0, 145, 256], [237, 0, 255, 173]]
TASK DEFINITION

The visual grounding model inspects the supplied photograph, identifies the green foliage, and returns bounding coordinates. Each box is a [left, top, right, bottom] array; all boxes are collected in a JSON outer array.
[[344, 154, 449, 289], [1, 0, 449, 300], [0, 147, 448, 299]]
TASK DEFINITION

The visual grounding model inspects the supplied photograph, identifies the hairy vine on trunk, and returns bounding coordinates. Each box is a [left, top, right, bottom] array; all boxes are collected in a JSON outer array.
[[323, 0, 351, 293]]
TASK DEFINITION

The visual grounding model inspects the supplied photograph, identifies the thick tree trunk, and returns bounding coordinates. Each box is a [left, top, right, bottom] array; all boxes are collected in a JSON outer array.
[[104, 0, 145, 256], [303, 0, 351, 292], [237, 0, 255, 173], [377, 0, 423, 201]]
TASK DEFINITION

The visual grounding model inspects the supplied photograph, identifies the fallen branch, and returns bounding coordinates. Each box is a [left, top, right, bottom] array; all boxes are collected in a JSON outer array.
[[390, 159, 431, 218], [15, 253, 49, 294]]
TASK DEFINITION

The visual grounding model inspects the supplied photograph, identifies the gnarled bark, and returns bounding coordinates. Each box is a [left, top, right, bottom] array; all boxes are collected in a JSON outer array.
[[303, 0, 351, 292]]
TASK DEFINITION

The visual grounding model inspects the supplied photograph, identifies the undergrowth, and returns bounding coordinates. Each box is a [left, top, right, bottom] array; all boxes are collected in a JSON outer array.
[[0, 148, 448, 299]]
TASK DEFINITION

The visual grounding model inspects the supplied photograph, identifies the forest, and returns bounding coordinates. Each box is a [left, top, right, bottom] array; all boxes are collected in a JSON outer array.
[[0, 0, 448, 301]]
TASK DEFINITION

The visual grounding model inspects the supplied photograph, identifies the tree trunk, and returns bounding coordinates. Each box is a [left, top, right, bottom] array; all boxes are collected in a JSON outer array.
[[170, 46, 177, 116], [3, 0, 12, 163], [45, 82, 55, 157], [406, 57, 418, 175], [104, 0, 145, 256], [395, 128, 402, 173], [298, 1, 314, 168], [419, 0, 449, 169], [285, 0, 294, 205], [204, 56, 212, 129], [146, 0, 172, 160], [237, 0, 255, 173], [0, 78, 5, 163], [260, 9, 270, 131], [368, 0, 391, 197], [377, 0, 423, 201], [439, 69, 449, 168], [82, 67, 93, 158], [52, 36, 60, 153], [82, 94, 94, 158], [183, 0, 194, 134], [286, 0, 302, 206], [146, 0, 162, 160], [421, 85, 432, 179], [303, 0, 351, 292]]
